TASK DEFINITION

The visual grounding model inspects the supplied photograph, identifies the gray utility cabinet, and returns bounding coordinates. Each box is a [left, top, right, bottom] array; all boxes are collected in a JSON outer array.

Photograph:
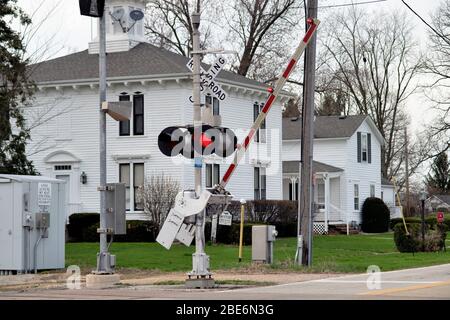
[[0, 175, 66, 274], [252, 225, 277, 264]]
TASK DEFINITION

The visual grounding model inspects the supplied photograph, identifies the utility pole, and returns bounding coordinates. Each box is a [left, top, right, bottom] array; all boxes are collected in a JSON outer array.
[[298, 0, 318, 267], [404, 126, 410, 217], [188, 0, 213, 288]]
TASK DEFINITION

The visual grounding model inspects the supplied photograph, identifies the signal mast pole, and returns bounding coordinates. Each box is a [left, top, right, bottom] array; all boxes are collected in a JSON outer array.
[[189, 0, 213, 288]]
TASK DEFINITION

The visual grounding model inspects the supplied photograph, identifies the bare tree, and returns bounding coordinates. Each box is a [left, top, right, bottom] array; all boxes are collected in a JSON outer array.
[[144, 0, 213, 56], [137, 174, 180, 234], [423, 0, 450, 150], [223, 0, 301, 80], [320, 8, 425, 180], [144, 0, 302, 82]]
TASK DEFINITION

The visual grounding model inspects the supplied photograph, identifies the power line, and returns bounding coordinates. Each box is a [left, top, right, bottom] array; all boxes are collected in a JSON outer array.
[[317, 0, 387, 9], [401, 0, 450, 46]]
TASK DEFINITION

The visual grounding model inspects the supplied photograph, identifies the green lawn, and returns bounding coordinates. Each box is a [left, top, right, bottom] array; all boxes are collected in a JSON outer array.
[[66, 233, 450, 274]]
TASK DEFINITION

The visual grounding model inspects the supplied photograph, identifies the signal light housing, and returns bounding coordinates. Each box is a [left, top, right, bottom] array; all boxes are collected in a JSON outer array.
[[79, 0, 105, 17], [158, 125, 237, 158]]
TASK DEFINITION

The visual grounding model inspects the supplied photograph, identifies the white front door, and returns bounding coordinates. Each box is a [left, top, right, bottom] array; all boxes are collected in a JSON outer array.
[[56, 174, 70, 220]]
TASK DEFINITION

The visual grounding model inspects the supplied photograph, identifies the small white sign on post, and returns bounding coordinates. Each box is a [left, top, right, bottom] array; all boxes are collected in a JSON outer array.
[[186, 57, 228, 102], [38, 182, 52, 207], [218, 211, 232, 226]]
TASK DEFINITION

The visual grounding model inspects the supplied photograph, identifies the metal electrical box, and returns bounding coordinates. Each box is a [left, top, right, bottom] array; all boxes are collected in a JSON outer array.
[[105, 183, 126, 235], [252, 225, 278, 264], [0, 175, 66, 274]]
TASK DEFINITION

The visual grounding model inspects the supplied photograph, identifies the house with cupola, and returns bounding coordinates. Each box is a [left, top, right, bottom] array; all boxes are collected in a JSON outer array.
[[25, 0, 288, 221]]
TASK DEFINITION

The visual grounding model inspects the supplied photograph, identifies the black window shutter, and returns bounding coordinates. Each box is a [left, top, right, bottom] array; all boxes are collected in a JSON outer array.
[[357, 132, 361, 163], [368, 133, 372, 163]]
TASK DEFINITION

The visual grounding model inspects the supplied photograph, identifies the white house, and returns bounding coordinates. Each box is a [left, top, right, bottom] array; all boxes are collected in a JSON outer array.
[[282, 115, 392, 231], [25, 0, 289, 221], [425, 195, 450, 212]]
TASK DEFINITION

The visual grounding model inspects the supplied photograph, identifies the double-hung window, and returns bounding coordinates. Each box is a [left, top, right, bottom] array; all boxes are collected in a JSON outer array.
[[206, 95, 220, 116], [317, 183, 325, 209], [254, 167, 267, 200], [119, 93, 130, 136], [357, 132, 371, 163], [362, 134, 368, 162], [205, 164, 220, 188], [119, 163, 144, 211], [133, 93, 144, 135], [354, 184, 360, 211], [253, 102, 266, 143], [119, 92, 144, 136], [289, 180, 299, 201]]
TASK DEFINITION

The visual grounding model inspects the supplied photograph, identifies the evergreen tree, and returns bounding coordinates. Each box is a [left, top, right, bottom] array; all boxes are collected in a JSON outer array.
[[0, 0, 37, 175], [426, 152, 450, 194]]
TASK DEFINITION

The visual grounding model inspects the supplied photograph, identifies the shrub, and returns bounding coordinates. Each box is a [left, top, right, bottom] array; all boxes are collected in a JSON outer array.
[[245, 200, 297, 223], [361, 197, 390, 233], [393, 222, 447, 253], [273, 222, 297, 238], [67, 213, 157, 242], [205, 222, 254, 245], [393, 223, 422, 252], [389, 217, 420, 230], [67, 213, 99, 241]]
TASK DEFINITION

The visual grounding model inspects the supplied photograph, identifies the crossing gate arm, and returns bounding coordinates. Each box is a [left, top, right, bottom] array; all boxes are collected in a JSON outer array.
[[217, 18, 321, 192]]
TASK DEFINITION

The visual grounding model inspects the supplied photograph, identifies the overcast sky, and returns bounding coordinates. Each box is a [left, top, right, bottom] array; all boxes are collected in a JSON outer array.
[[15, 0, 442, 135]]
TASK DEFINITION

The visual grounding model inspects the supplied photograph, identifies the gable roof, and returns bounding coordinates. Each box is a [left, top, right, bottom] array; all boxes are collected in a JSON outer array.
[[283, 160, 344, 174], [283, 115, 367, 140], [28, 43, 267, 90], [283, 115, 384, 144], [434, 194, 450, 205]]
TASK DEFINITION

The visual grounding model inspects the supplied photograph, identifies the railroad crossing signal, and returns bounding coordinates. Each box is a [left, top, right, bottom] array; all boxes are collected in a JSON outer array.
[[158, 125, 237, 158], [187, 57, 228, 102]]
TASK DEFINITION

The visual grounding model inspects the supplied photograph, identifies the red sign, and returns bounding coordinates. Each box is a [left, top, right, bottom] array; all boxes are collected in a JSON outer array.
[[437, 212, 444, 223]]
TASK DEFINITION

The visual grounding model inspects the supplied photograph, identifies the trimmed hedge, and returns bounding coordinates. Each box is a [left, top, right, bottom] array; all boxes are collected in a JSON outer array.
[[393, 222, 448, 253], [205, 222, 254, 245], [390, 214, 450, 231], [204, 221, 298, 245], [67, 213, 157, 242], [361, 197, 390, 233], [67, 213, 100, 241]]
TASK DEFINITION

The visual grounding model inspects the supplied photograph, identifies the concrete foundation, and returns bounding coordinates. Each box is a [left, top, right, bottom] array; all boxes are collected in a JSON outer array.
[[185, 276, 215, 289], [85, 273, 121, 289]]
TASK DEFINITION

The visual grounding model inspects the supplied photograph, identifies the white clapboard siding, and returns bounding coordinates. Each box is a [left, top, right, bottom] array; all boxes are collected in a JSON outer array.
[[26, 81, 284, 215], [344, 120, 382, 223], [281, 117, 384, 224]]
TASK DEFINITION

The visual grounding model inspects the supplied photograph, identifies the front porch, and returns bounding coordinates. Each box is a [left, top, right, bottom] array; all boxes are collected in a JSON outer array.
[[282, 161, 347, 234]]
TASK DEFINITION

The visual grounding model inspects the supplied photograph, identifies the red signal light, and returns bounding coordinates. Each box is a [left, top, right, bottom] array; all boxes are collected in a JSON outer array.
[[200, 133, 213, 148]]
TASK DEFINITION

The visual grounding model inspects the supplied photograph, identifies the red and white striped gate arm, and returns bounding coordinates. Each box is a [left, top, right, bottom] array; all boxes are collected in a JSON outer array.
[[218, 18, 320, 191]]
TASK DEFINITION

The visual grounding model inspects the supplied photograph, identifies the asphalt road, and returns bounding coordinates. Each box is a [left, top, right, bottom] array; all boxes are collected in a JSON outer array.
[[1, 264, 449, 300]]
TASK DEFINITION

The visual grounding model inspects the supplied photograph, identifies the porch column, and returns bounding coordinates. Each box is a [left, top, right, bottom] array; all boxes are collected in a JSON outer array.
[[324, 173, 330, 233], [290, 177, 298, 201]]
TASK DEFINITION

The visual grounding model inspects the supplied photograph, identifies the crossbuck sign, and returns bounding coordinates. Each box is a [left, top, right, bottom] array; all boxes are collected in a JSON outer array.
[[187, 57, 228, 102]]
